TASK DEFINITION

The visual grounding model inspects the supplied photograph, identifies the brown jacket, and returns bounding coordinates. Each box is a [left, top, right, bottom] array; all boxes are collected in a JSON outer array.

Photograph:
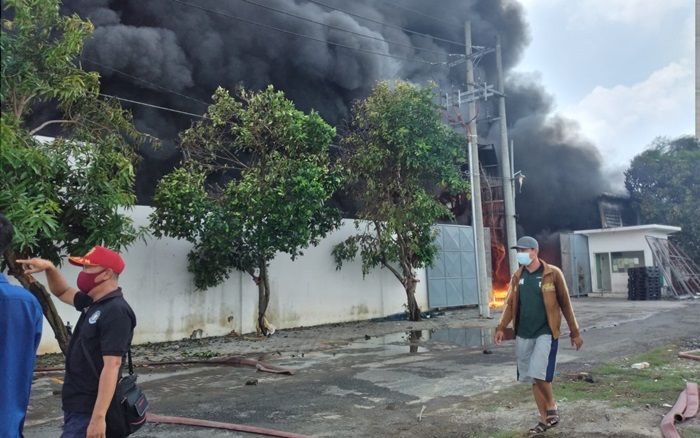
[[496, 260, 580, 339]]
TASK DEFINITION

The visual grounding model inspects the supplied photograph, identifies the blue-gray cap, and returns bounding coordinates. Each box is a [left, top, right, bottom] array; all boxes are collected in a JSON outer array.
[[512, 236, 539, 250]]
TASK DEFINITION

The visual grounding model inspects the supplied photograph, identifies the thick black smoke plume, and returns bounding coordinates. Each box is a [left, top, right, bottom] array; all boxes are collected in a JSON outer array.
[[57, 0, 608, 234], [502, 74, 609, 234]]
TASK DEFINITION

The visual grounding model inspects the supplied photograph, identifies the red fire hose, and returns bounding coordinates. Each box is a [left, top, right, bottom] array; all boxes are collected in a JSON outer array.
[[36, 357, 304, 435], [678, 350, 700, 361], [34, 356, 295, 375], [146, 413, 312, 438], [661, 382, 698, 438]]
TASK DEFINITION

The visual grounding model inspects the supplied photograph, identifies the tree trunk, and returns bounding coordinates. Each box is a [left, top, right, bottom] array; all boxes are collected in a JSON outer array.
[[408, 330, 422, 353], [5, 251, 70, 354], [404, 276, 421, 321], [256, 262, 272, 335]]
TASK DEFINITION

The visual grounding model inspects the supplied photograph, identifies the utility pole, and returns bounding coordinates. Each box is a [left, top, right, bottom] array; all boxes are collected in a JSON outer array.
[[465, 21, 491, 318], [496, 35, 518, 275]]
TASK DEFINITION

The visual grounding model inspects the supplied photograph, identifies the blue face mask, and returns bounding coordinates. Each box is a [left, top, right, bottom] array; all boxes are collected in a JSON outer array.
[[516, 252, 532, 266]]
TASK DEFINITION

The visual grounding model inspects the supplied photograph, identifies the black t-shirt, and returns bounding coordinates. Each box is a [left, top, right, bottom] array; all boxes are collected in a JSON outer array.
[[62, 288, 136, 413]]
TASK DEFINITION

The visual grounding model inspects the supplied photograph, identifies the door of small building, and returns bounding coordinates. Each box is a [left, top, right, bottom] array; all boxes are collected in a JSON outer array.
[[427, 224, 479, 308], [595, 252, 612, 292]]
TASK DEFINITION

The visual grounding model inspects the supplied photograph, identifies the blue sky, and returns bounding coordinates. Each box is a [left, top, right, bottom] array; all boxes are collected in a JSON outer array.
[[515, 0, 694, 184]]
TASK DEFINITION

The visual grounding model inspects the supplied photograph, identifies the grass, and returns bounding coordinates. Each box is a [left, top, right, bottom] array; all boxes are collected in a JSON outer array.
[[481, 431, 522, 438], [461, 343, 699, 438], [553, 344, 699, 408], [477, 343, 699, 411]]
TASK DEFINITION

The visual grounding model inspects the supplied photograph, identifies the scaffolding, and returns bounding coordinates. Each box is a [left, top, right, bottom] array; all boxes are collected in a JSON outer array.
[[645, 235, 700, 299]]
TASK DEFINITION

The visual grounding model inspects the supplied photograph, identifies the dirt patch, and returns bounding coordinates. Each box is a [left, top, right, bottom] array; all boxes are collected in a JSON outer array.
[[413, 341, 700, 438]]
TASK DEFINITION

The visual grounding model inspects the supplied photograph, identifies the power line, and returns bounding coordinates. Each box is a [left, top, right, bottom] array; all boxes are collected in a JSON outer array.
[[99, 93, 207, 118], [84, 58, 210, 108], [167, 0, 443, 65], [234, 0, 446, 57], [377, 0, 460, 27], [304, 0, 466, 48]]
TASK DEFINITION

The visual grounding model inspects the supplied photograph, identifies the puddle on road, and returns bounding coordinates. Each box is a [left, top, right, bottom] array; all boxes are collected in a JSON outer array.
[[356, 326, 494, 354], [255, 326, 496, 369], [424, 326, 494, 349]]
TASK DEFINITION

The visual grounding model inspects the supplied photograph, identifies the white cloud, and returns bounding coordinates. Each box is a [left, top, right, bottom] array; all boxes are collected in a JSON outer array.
[[571, 0, 688, 26], [561, 57, 694, 170], [518, 0, 689, 28]]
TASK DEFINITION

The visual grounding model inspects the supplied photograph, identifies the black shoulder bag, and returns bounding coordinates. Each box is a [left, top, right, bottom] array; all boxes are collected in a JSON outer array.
[[81, 342, 149, 437]]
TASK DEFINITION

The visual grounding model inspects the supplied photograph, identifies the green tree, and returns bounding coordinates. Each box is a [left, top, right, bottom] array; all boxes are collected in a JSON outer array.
[[1, 0, 148, 353], [150, 86, 342, 334], [625, 135, 700, 262], [332, 81, 468, 321]]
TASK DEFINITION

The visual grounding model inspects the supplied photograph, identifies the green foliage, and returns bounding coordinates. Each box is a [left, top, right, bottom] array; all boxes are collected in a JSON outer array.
[[150, 86, 342, 290], [333, 81, 468, 282], [1, 0, 98, 107], [0, 0, 149, 264], [625, 136, 700, 262]]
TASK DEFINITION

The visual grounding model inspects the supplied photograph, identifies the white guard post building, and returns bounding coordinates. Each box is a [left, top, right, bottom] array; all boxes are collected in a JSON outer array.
[[574, 224, 681, 295]]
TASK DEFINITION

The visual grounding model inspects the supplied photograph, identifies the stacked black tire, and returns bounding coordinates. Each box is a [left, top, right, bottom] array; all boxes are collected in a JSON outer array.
[[627, 267, 661, 300]]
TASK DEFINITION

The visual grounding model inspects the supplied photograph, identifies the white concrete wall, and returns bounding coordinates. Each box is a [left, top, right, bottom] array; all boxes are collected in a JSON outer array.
[[585, 229, 671, 293], [23, 207, 428, 353]]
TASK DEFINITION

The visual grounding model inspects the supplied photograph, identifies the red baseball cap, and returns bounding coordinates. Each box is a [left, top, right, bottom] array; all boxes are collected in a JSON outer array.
[[68, 246, 125, 274]]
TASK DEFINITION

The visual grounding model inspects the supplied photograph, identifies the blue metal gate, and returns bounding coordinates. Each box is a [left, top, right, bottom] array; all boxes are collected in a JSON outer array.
[[427, 225, 479, 308]]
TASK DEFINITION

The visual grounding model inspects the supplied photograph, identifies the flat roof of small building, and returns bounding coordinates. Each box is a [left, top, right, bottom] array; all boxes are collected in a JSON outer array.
[[574, 224, 681, 235]]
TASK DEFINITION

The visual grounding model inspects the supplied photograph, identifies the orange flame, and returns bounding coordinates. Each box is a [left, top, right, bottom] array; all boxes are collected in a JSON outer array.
[[489, 287, 509, 309]]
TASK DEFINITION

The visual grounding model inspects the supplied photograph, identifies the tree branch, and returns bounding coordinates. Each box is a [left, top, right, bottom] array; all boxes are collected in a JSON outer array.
[[373, 220, 404, 283], [14, 94, 34, 120], [29, 119, 76, 136], [381, 257, 404, 284]]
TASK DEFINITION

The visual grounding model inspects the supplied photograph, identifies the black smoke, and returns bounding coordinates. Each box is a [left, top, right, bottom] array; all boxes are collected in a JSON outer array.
[[501, 73, 609, 234], [57, 0, 608, 234]]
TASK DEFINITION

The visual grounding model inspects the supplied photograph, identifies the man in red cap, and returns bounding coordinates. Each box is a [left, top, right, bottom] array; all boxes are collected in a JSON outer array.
[[18, 246, 136, 438]]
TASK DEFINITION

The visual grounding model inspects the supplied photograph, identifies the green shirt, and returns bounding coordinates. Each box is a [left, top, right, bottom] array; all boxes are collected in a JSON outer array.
[[516, 264, 551, 338]]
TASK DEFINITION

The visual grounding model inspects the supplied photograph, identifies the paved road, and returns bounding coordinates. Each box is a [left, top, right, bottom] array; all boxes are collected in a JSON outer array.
[[24, 298, 700, 437]]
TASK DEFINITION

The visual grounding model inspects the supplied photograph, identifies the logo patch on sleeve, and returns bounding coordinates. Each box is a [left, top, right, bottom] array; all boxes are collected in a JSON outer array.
[[89, 310, 101, 324]]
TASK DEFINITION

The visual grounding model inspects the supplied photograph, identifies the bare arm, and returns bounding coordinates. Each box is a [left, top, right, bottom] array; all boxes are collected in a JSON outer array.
[[86, 356, 122, 438], [15, 258, 78, 306]]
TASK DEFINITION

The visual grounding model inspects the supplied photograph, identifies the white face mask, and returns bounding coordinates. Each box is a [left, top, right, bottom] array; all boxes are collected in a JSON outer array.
[[516, 252, 532, 266]]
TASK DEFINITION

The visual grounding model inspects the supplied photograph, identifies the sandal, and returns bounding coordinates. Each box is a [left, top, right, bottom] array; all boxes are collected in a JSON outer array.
[[528, 422, 548, 435], [545, 409, 559, 427]]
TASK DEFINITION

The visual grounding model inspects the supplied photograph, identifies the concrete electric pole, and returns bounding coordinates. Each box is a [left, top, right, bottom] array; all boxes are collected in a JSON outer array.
[[465, 21, 491, 318], [495, 35, 518, 275]]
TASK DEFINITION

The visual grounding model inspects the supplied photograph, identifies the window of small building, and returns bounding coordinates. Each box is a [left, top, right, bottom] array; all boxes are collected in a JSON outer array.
[[611, 251, 646, 273]]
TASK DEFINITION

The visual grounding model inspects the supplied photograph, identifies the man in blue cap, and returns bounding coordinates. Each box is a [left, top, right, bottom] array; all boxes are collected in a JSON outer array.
[[0, 214, 44, 438], [495, 235, 583, 435]]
